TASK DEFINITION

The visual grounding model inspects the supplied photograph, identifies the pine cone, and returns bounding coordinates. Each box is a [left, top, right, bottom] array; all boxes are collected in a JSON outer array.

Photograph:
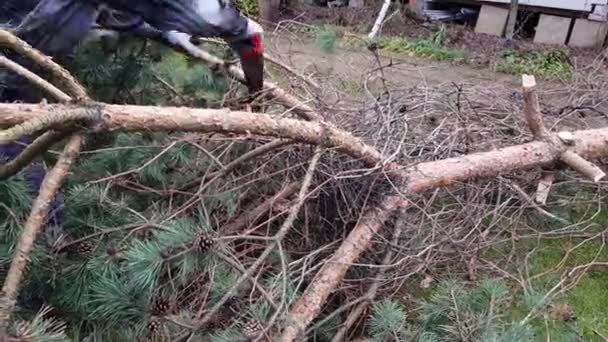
[[151, 297, 171, 316], [146, 317, 162, 337], [76, 241, 95, 254], [193, 233, 214, 252], [65, 241, 95, 256], [243, 320, 264, 339]]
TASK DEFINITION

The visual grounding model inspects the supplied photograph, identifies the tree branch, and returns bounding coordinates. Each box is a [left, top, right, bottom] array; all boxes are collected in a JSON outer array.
[[0, 103, 384, 167], [0, 134, 84, 331], [279, 195, 407, 341], [520, 74, 605, 183]]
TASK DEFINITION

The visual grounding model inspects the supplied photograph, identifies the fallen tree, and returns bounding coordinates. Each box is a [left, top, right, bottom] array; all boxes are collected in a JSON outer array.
[[3, 81, 608, 340]]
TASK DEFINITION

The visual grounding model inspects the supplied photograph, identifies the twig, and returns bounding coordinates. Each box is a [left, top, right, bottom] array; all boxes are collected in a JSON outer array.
[[192, 147, 323, 333], [222, 181, 301, 234], [214, 252, 279, 311], [181, 139, 295, 192], [506, 180, 570, 225]]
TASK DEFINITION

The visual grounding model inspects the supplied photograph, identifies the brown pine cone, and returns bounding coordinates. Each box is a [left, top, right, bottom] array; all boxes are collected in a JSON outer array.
[[193, 233, 215, 252], [242, 320, 264, 339], [146, 317, 162, 337], [151, 297, 171, 316]]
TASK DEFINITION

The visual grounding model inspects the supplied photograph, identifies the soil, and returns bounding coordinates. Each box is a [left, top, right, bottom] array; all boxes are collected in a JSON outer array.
[[276, 3, 606, 70]]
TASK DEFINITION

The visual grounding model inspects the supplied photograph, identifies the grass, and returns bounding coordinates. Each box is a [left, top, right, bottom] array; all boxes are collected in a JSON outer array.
[[502, 190, 608, 340], [494, 49, 573, 80], [523, 238, 608, 339], [312, 25, 573, 81], [315, 26, 339, 53]]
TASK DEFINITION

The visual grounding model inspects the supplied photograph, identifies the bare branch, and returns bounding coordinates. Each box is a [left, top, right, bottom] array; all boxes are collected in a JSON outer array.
[[0, 103, 384, 167], [521, 75, 548, 139], [0, 56, 71, 102], [0, 29, 87, 100], [535, 171, 555, 205], [560, 150, 606, 183]]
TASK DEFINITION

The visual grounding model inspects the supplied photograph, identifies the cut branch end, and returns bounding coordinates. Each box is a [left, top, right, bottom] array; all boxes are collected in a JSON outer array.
[[560, 150, 606, 183]]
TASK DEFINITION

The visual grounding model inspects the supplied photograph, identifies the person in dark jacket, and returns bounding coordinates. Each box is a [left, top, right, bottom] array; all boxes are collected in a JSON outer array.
[[1, 0, 265, 228]]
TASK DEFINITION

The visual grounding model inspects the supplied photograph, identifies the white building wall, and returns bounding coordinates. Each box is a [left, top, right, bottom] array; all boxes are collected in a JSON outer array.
[[478, 0, 607, 12]]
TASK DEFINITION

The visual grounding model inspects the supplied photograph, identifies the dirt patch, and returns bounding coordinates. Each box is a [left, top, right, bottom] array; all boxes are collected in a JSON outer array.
[[278, 4, 606, 69]]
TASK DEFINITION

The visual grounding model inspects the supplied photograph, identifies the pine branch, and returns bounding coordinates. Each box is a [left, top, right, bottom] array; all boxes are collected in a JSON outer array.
[[0, 107, 98, 143], [279, 195, 406, 341], [0, 134, 84, 333], [330, 222, 406, 342], [190, 147, 323, 336]]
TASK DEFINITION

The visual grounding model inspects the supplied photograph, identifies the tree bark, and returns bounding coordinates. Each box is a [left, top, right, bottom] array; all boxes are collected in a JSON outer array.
[[0, 103, 385, 167]]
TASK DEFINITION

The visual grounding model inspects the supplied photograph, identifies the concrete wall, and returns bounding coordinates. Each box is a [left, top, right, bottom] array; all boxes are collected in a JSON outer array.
[[477, 0, 607, 12]]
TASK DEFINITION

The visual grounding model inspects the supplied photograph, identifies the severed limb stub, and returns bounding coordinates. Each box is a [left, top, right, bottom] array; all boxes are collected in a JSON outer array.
[[521, 75, 606, 186], [535, 171, 555, 205]]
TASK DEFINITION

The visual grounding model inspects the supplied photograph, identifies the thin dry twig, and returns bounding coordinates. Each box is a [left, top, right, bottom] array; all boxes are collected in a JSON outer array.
[[192, 147, 324, 335]]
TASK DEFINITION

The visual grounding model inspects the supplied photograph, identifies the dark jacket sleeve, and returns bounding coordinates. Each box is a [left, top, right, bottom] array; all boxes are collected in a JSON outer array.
[[14, 0, 99, 57]]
